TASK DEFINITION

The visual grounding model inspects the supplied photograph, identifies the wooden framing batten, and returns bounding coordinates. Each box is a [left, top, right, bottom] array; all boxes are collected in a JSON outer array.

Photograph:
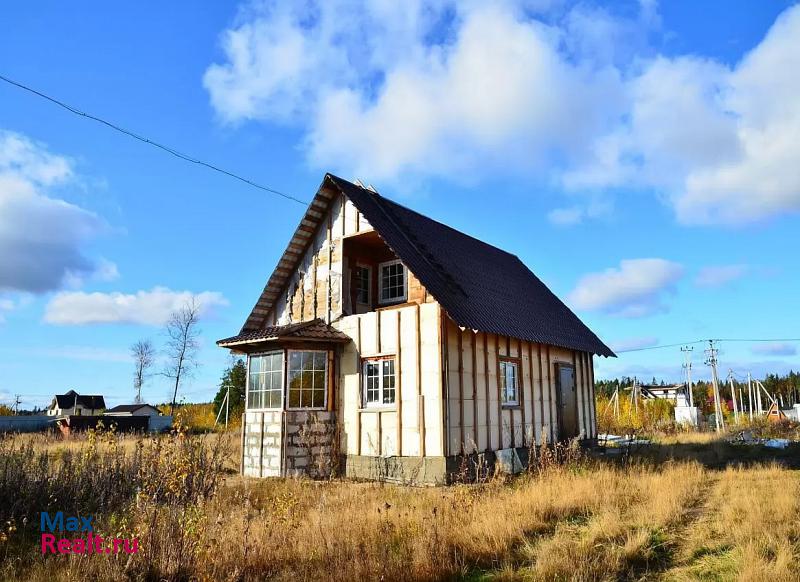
[[471, 331, 478, 452], [395, 310, 403, 456], [415, 304, 425, 457], [457, 326, 464, 455]]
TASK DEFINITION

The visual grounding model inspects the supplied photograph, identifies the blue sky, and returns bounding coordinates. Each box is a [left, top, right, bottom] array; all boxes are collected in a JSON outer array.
[[1, 0, 799, 410]]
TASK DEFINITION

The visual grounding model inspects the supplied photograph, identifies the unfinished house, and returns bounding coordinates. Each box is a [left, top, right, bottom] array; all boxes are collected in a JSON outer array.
[[218, 174, 614, 483]]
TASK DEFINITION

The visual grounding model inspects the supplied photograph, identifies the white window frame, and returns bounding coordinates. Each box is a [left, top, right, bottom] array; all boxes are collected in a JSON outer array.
[[246, 351, 284, 411], [378, 259, 407, 305], [286, 349, 329, 411], [354, 264, 372, 305], [362, 357, 397, 408], [500, 359, 519, 406]]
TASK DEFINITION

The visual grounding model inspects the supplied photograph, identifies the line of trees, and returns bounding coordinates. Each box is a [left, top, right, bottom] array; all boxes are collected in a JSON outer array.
[[596, 371, 800, 415]]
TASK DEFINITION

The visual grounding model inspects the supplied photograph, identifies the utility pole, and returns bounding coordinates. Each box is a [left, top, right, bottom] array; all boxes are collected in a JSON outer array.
[[747, 372, 754, 421], [728, 371, 739, 424], [705, 340, 725, 432], [13, 394, 22, 415], [681, 346, 694, 407], [756, 374, 763, 415]]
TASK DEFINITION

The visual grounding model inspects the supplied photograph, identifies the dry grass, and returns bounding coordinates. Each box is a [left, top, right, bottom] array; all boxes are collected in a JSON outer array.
[[1, 429, 798, 581]]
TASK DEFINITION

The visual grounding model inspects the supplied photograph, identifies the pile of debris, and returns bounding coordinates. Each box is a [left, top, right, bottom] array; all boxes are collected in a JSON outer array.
[[729, 430, 792, 449]]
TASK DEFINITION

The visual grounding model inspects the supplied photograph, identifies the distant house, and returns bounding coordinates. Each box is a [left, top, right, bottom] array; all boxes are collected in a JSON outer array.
[[47, 390, 105, 417], [218, 174, 614, 483], [104, 404, 161, 417], [640, 384, 691, 407]]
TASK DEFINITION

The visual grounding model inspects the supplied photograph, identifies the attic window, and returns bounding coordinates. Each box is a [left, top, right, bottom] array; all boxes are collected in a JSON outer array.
[[378, 260, 406, 304], [355, 265, 371, 305]]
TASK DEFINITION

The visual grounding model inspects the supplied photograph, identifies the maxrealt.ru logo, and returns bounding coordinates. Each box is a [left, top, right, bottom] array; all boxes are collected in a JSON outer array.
[[40, 512, 138, 555]]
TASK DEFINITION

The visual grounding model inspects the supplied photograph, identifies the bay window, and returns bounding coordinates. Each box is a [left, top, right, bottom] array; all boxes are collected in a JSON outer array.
[[247, 352, 283, 409], [287, 350, 328, 409]]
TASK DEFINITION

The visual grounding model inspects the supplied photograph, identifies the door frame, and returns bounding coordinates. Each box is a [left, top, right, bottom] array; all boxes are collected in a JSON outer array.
[[554, 362, 579, 440]]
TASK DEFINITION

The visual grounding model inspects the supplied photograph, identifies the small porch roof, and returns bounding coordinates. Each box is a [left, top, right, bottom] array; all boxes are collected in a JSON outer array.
[[216, 318, 351, 350]]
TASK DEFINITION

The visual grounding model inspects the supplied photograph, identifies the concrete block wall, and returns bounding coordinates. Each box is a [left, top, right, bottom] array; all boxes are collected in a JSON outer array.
[[284, 411, 336, 478], [243, 411, 284, 477], [242, 410, 337, 478]]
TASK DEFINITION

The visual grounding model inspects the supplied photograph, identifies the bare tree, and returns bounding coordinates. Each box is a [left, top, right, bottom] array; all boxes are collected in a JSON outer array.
[[163, 297, 202, 416], [131, 339, 155, 404]]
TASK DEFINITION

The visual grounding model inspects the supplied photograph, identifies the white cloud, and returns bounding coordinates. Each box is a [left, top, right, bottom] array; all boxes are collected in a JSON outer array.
[[568, 258, 684, 318], [751, 342, 797, 357], [0, 130, 111, 293], [44, 287, 229, 326], [0, 297, 14, 323], [695, 264, 749, 288], [564, 5, 800, 225], [547, 206, 584, 226], [205, 1, 800, 225], [609, 336, 659, 353]]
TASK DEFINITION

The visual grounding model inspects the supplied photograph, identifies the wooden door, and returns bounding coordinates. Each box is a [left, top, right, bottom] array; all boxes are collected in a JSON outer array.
[[555, 363, 579, 439]]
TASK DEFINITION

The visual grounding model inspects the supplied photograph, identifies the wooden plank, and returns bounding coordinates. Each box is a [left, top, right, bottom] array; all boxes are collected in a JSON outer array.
[[327, 205, 333, 324], [483, 332, 491, 452], [327, 350, 335, 413], [439, 308, 449, 457], [519, 339, 527, 447], [580, 352, 589, 438], [588, 353, 597, 439], [528, 342, 538, 444], [415, 305, 425, 457], [471, 331, 478, 453], [496, 334, 503, 450], [396, 310, 403, 456], [546, 345, 555, 442], [572, 350, 582, 437], [458, 326, 464, 455], [356, 317, 362, 456], [537, 343, 545, 444], [376, 309, 382, 354]]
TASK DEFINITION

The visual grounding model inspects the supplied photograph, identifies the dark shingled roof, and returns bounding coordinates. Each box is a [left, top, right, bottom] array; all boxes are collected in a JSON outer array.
[[105, 404, 160, 414], [327, 175, 615, 357], [53, 390, 106, 410], [218, 318, 351, 347]]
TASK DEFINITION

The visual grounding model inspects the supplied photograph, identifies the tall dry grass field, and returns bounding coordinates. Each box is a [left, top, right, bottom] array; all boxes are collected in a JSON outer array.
[[1, 428, 798, 581]]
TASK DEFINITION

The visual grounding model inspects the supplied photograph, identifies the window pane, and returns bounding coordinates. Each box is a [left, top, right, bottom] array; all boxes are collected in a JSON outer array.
[[380, 263, 405, 301], [249, 355, 262, 374], [287, 351, 327, 408]]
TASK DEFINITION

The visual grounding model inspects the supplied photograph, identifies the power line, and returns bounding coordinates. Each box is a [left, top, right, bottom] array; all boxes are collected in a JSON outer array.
[[615, 337, 800, 354], [0, 73, 308, 206], [616, 340, 706, 354]]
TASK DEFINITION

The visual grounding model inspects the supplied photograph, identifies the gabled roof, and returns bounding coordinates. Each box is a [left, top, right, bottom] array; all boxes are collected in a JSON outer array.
[[105, 404, 160, 414], [239, 174, 614, 357], [53, 390, 106, 410], [218, 318, 351, 348]]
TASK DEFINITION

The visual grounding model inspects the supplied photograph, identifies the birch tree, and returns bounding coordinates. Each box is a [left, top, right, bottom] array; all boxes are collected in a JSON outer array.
[[163, 297, 201, 416], [131, 339, 155, 404]]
